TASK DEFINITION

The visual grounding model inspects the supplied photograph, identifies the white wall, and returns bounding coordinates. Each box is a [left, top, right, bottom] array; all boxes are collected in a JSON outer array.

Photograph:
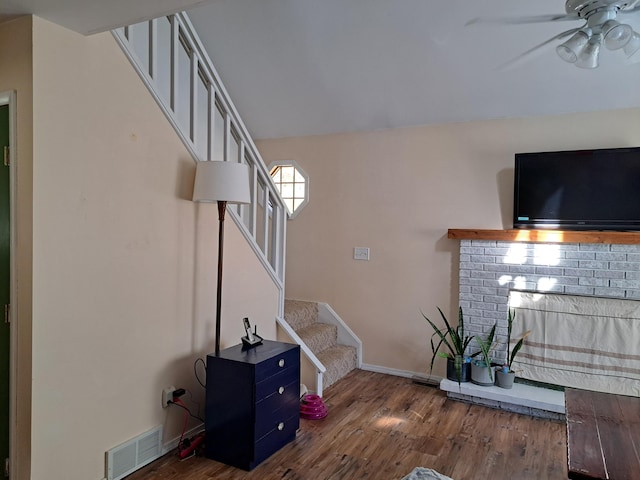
[[257, 107, 640, 379], [24, 17, 278, 480]]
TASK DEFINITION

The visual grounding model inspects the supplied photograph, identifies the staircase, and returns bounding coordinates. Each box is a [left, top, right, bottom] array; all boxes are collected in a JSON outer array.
[[284, 300, 359, 391], [114, 13, 361, 399], [105, 14, 362, 480], [112, 14, 287, 314]]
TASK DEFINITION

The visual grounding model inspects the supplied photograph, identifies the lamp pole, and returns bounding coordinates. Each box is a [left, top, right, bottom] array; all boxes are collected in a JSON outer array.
[[215, 200, 226, 357]]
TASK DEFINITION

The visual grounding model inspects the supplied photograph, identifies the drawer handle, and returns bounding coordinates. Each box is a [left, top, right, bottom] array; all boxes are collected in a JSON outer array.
[[278, 359, 285, 368], [278, 422, 285, 431], [278, 386, 285, 395]]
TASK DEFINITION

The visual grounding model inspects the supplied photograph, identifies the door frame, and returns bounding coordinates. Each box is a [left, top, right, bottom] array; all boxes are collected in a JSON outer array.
[[0, 90, 17, 478]]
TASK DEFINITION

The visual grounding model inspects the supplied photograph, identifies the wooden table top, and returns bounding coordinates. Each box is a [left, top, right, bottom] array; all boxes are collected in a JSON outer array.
[[565, 388, 640, 480]]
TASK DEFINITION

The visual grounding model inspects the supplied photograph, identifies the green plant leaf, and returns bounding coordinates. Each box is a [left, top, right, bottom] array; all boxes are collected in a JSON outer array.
[[422, 310, 456, 374], [474, 323, 497, 382], [423, 307, 473, 385], [508, 329, 531, 369]]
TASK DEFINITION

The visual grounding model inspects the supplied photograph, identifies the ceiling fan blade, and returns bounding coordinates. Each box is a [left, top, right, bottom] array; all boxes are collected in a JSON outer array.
[[619, 0, 640, 13], [620, 5, 640, 15], [466, 13, 580, 27], [498, 27, 582, 71]]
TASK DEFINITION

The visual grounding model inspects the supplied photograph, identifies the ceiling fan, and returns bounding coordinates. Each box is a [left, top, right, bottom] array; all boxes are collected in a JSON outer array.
[[468, 0, 640, 69]]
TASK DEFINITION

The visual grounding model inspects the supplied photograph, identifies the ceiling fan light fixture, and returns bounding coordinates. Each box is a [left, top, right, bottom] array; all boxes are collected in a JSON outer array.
[[576, 34, 603, 69], [602, 20, 633, 50], [556, 29, 591, 63], [623, 31, 640, 57]]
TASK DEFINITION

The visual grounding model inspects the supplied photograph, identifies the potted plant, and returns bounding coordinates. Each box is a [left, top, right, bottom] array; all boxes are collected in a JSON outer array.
[[471, 323, 497, 386], [495, 309, 531, 389], [422, 307, 473, 384]]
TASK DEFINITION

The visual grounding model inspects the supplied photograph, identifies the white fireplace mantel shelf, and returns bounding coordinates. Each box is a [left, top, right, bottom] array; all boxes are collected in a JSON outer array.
[[448, 229, 640, 245]]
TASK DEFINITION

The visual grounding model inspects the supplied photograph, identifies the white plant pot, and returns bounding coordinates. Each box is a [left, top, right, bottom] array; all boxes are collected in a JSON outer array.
[[471, 361, 494, 386]]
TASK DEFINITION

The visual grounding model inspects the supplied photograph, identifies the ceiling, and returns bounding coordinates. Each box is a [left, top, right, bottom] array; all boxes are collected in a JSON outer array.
[[0, 0, 217, 34], [3, 0, 640, 139]]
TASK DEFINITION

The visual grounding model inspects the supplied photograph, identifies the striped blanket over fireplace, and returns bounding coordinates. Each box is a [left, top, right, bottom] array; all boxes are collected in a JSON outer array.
[[509, 291, 640, 397]]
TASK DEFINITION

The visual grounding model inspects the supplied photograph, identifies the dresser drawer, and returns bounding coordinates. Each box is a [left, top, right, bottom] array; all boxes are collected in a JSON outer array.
[[253, 413, 299, 466], [255, 365, 299, 401], [255, 346, 299, 382]]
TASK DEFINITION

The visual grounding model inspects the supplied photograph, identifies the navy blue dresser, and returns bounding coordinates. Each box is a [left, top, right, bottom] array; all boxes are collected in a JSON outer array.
[[205, 340, 300, 470]]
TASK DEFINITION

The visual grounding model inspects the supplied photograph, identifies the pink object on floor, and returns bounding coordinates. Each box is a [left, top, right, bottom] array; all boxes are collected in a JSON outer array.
[[300, 394, 328, 420]]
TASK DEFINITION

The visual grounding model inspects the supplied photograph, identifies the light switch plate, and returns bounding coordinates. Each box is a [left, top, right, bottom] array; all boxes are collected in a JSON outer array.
[[354, 247, 370, 261]]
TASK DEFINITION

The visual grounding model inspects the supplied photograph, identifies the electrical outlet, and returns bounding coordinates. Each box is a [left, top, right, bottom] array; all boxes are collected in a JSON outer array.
[[162, 386, 176, 408]]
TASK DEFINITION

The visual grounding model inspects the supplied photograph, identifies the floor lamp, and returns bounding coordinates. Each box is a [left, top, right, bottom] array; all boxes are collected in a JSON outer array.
[[193, 160, 251, 356]]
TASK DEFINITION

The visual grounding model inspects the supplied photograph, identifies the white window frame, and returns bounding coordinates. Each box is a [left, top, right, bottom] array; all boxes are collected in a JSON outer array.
[[268, 160, 309, 219]]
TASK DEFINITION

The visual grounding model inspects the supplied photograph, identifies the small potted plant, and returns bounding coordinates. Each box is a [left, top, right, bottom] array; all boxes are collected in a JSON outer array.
[[495, 309, 531, 389], [471, 323, 497, 386], [422, 307, 473, 384]]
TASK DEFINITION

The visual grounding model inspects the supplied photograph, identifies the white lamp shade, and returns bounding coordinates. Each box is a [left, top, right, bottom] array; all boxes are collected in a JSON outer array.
[[192, 161, 251, 204], [603, 20, 633, 50], [624, 32, 640, 57], [556, 30, 590, 63], [576, 35, 602, 69]]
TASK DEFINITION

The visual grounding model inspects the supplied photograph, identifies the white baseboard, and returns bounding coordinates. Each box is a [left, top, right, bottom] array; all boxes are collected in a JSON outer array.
[[360, 363, 443, 384], [162, 423, 204, 455]]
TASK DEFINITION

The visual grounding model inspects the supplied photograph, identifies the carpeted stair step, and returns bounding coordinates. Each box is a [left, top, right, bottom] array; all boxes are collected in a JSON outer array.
[[317, 345, 358, 390], [284, 298, 359, 391], [284, 299, 318, 331], [297, 322, 338, 355]]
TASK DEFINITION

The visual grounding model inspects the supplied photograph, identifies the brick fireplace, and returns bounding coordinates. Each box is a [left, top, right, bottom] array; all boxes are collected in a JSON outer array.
[[441, 229, 640, 416], [460, 239, 640, 344]]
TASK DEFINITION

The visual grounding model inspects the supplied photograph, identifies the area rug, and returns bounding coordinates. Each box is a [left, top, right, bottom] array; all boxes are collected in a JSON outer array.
[[401, 467, 454, 480]]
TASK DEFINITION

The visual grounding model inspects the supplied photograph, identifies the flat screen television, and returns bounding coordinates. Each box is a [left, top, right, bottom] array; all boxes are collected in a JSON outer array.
[[513, 147, 640, 231]]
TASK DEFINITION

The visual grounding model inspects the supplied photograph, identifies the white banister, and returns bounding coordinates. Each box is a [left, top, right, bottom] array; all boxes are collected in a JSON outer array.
[[113, 13, 287, 315], [317, 302, 362, 369], [114, 13, 331, 391], [276, 317, 326, 397]]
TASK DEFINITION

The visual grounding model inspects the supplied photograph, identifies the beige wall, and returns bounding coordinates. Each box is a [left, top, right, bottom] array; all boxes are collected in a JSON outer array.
[[6, 11, 639, 478], [0, 16, 34, 480], [257, 108, 640, 378], [14, 17, 279, 480]]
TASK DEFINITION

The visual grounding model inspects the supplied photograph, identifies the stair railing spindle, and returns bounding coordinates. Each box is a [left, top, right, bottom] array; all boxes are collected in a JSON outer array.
[[113, 12, 287, 317]]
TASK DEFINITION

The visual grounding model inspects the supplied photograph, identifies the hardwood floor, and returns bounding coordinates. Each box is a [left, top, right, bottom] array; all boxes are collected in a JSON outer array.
[[127, 370, 567, 480]]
